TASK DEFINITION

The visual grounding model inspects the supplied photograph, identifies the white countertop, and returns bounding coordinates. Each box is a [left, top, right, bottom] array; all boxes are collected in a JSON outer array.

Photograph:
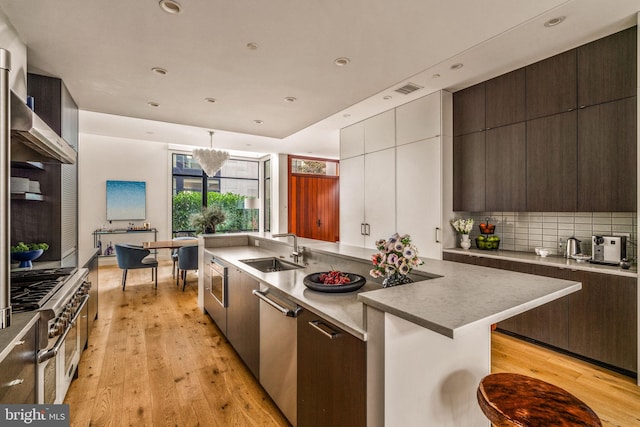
[[203, 235, 582, 341]]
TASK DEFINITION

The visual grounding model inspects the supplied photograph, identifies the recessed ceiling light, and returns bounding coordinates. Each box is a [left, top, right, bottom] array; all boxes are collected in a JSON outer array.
[[334, 57, 350, 67], [450, 63, 464, 70], [284, 96, 297, 103], [159, 0, 181, 14], [151, 67, 167, 76], [147, 101, 160, 107], [204, 97, 216, 103], [254, 120, 263, 124], [544, 16, 566, 27], [432, 73, 441, 79], [343, 113, 351, 118], [383, 95, 392, 100], [246, 42, 258, 50]]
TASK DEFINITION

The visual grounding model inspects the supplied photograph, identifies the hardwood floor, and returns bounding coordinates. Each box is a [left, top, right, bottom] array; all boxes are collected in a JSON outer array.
[[66, 262, 640, 426], [65, 262, 289, 427], [492, 332, 640, 426]]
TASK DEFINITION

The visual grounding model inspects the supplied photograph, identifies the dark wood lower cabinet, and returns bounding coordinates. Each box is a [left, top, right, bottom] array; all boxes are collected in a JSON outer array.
[[568, 270, 637, 373], [297, 309, 366, 427], [443, 252, 637, 374]]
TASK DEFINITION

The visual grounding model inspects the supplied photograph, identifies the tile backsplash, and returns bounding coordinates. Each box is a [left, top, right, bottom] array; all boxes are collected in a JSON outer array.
[[458, 212, 637, 259]]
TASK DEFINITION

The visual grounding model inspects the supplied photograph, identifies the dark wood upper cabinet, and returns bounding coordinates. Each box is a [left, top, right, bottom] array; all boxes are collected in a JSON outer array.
[[526, 111, 577, 211], [453, 83, 485, 136], [577, 97, 637, 212], [485, 69, 525, 129], [485, 123, 526, 211], [577, 26, 637, 108], [526, 49, 577, 120], [453, 132, 485, 212]]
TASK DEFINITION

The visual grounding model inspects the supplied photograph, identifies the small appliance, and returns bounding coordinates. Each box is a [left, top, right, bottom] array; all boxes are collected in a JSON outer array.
[[591, 235, 626, 265]]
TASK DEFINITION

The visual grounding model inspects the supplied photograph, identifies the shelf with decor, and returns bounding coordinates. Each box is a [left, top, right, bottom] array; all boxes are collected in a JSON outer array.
[[92, 228, 158, 257]]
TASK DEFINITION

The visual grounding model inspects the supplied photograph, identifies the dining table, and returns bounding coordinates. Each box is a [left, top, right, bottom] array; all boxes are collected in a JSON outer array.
[[142, 239, 198, 250]]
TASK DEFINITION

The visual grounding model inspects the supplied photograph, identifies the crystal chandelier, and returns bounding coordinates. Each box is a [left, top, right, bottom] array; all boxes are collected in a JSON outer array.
[[192, 131, 230, 177]]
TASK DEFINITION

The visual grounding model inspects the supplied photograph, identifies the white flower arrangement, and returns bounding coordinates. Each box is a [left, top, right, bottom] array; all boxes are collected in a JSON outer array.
[[450, 218, 474, 234], [369, 233, 424, 278]]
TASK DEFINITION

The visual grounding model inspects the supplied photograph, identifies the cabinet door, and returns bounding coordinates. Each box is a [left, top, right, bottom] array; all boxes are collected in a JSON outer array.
[[340, 121, 365, 159], [485, 123, 526, 211], [364, 148, 396, 248], [578, 26, 637, 107], [0, 323, 37, 403], [339, 156, 365, 247], [453, 83, 485, 136], [526, 49, 577, 120], [526, 111, 577, 211], [396, 91, 441, 145], [297, 310, 366, 427], [364, 109, 395, 153], [453, 132, 485, 212], [226, 269, 260, 378], [577, 97, 637, 212], [485, 69, 526, 129], [568, 271, 637, 373], [396, 137, 441, 259]]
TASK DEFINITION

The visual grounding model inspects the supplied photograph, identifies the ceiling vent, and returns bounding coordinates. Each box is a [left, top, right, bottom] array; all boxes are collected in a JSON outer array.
[[394, 82, 423, 95]]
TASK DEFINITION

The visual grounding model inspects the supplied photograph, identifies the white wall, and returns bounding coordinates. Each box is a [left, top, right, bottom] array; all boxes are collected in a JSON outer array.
[[77, 131, 171, 260]]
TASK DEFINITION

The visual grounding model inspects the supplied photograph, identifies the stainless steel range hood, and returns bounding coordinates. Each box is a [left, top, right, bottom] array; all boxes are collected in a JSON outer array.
[[10, 90, 76, 164]]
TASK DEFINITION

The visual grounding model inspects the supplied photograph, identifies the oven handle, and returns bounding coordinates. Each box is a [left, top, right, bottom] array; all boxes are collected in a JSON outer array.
[[37, 294, 89, 363]]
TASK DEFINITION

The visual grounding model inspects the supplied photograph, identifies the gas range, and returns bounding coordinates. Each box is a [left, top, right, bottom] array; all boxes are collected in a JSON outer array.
[[10, 267, 77, 313]]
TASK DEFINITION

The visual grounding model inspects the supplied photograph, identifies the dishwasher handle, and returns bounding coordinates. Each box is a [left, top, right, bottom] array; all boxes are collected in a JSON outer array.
[[252, 289, 301, 318]]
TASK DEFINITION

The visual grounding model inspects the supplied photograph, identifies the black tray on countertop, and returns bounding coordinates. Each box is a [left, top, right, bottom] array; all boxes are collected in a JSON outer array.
[[303, 272, 366, 293]]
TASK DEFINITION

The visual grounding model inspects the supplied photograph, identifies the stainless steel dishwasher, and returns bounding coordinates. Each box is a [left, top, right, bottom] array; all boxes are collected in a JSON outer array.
[[252, 285, 301, 426]]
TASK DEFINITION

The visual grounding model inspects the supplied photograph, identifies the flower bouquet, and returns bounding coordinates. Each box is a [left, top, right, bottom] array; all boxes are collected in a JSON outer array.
[[370, 233, 423, 287], [450, 218, 474, 234]]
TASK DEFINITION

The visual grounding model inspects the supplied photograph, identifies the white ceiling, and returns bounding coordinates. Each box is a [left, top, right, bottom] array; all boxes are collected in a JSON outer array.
[[0, 0, 638, 157]]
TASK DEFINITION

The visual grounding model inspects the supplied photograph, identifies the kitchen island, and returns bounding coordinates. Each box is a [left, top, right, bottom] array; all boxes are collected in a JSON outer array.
[[198, 233, 581, 426]]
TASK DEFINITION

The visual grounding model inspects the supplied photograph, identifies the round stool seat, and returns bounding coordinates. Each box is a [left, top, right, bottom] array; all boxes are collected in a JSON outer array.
[[477, 373, 602, 427]]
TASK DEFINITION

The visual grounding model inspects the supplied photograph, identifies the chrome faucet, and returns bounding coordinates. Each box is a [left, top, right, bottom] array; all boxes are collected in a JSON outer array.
[[273, 233, 300, 263]]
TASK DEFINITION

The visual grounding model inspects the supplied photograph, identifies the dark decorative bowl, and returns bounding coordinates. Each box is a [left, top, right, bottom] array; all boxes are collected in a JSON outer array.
[[11, 249, 44, 268], [303, 272, 366, 293]]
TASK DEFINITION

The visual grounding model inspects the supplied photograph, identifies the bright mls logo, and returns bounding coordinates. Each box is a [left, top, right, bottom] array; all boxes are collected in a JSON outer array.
[[1, 405, 69, 426]]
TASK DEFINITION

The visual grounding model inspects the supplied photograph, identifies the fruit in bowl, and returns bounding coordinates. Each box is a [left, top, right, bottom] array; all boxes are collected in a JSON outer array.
[[479, 222, 495, 234], [476, 235, 500, 250], [11, 242, 49, 268]]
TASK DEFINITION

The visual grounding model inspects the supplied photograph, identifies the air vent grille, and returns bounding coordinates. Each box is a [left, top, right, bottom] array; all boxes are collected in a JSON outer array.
[[394, 82, 423, 95]]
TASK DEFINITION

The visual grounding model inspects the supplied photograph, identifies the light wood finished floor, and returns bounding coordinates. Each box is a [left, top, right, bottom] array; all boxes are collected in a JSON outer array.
[[66, 262, 640, 426], [64, 262, 289, 427]]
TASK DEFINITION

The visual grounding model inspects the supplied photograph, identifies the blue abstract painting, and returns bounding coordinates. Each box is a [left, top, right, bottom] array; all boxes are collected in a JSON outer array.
[[106, 180, 146, 220]]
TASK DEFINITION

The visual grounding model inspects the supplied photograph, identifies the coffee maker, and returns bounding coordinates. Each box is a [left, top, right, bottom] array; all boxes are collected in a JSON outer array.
[[591, 235, 626, 265]]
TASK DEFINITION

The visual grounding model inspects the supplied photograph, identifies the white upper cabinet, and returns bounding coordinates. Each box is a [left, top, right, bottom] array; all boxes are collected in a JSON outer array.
[[396, 92, 442, 146], [364, 109, 395, 153], [339, 156, 366, 247], [340, 121, 365, 159], [364, 148, 396, 248]]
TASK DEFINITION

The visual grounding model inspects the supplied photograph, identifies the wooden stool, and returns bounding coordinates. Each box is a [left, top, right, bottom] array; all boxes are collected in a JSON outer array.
[[477, 373, 602, 426]]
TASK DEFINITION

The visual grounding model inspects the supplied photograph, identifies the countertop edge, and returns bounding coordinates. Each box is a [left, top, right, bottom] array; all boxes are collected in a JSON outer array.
[[0, 311, 40, 361]]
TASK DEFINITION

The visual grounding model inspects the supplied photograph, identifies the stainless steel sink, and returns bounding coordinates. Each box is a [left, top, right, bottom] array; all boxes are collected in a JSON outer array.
[[239, 257, 303, 272]]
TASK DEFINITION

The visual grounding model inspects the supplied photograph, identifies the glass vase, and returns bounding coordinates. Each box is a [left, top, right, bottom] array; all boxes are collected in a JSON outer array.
[[382, 272, 414, 288]]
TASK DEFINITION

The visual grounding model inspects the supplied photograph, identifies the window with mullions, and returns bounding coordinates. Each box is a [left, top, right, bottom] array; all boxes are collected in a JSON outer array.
[[172, 153, 259, 234]]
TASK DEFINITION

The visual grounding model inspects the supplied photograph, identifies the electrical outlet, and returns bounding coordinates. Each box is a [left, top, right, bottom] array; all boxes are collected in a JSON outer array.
[[254, 240, 260, 247]]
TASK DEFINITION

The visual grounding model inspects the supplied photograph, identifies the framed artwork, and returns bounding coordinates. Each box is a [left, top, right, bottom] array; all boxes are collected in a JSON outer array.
[[106, 180, 146, 220]]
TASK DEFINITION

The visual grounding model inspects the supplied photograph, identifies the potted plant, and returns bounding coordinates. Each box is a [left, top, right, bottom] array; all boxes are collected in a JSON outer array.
[[11, 242, 49, 268], [190, 205, 226, 234], [369, 233, 423, 288]]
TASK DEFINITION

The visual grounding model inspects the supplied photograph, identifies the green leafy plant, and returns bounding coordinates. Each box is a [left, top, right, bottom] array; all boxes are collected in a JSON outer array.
[[11, 242, 49, 252], [172, 191, 255, 233], [190, 205, 227, 234]]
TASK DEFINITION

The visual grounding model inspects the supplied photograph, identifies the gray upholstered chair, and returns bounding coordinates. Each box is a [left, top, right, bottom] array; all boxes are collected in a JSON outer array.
[[115, 243, 158, 290], [171, 235, 196, 278], [176, 244, 198, 291]]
